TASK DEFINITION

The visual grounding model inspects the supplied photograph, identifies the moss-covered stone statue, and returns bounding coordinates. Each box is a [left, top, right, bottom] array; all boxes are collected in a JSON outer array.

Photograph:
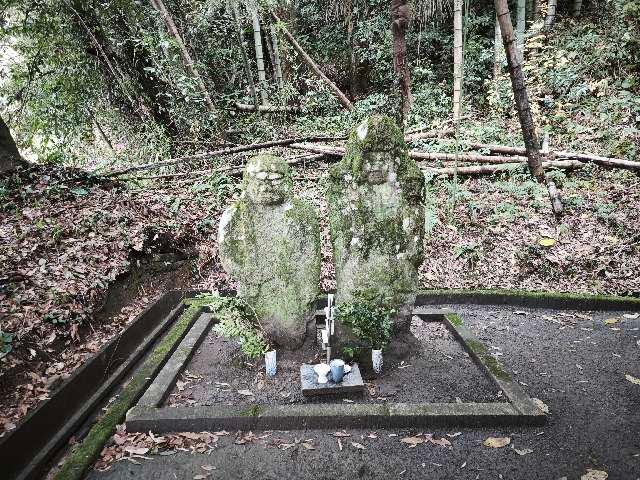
[[326, 115, 425, 332], [218, 154, 321, 349]]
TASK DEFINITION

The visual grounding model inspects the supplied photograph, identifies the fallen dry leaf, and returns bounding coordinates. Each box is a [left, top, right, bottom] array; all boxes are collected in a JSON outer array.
[[400, 436, 424, 447], [429, 437, 452, 447], [332, 431, 351, 437], [512, 446, 533, 456], [624, 374, 640, 385], [581, 469, 608, 480], [532, 398, 550, 414], [483, 437, 511, 448], [237, 389, 254, 396], [351, 442, 366, 450], [124, 446, 149, 455]]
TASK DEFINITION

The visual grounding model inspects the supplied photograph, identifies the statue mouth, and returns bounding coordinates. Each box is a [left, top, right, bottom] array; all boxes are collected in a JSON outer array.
[[367, 170, 386, 183]]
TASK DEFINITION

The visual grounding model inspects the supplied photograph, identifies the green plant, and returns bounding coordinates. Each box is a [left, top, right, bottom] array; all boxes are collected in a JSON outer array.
[[197, 293, 270, 359], [1, 330, 13, 356], [336, 291, 395, 349]]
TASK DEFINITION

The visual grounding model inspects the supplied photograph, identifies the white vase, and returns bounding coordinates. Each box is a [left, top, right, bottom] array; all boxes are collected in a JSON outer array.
[[372, 349, 383, 373], [313, 363, 331, 384], [265, 350, 277, 377]]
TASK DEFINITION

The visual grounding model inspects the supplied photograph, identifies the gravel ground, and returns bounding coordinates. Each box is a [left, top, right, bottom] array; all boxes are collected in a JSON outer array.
[[90, 303, 640, 480], [165, 315, 503, 407]]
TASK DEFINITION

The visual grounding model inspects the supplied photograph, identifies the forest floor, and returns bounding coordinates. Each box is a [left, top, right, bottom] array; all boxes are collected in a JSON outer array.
[[1, 158, 639, 436]]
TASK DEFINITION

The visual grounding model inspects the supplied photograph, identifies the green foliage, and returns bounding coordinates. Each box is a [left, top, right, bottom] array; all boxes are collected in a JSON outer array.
[[196, 293, 270, 358], [1, 330, 13, 355], [336, 290, 395, 349]]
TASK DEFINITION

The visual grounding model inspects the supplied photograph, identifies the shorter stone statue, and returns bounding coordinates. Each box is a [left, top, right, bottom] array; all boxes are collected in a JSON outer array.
[[218, 154, 320, 349], [326, 115, 425, 332]]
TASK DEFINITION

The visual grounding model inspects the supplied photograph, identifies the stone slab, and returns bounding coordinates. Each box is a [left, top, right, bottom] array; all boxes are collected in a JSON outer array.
[[138, 312, 213, 407], [300, 363, 365, 396]]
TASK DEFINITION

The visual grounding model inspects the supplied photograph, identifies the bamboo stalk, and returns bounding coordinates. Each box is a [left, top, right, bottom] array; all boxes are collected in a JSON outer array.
[[234, 102, 301, 113], [495, 0, 563, 214], [150, 0, 215, 113], [287, 143, 529, 164], [467, 143, 640, 171], [120, 154, 324, 181], [106, 136, 339, 176], [425, 160, 583, 176]]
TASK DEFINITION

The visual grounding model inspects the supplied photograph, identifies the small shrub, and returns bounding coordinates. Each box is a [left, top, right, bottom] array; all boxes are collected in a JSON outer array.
[[336, 291, 395, 349], [197, 293, 270, 359]]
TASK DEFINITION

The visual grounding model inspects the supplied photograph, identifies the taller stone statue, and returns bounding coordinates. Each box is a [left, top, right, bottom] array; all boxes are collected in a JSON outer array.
[[218, 154, 321, 349], [326, 115, 425, 330]]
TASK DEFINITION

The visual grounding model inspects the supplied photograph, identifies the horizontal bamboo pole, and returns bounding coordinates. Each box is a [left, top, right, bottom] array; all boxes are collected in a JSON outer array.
[[235, 102, 301, 113], [424, 160, 584, 176]]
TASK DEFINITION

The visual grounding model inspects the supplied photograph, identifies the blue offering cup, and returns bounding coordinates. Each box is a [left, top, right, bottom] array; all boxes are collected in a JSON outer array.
[[330, 359, 345, 383]]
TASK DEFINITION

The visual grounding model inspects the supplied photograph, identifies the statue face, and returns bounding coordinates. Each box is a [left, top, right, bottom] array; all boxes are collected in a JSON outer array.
[[245, 157, 291, 205], [362, 150, 396, 185]]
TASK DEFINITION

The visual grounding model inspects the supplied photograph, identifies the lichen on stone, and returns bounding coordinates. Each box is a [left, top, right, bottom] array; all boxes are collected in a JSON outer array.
[[218, 155, 320, 349], [324, 115, 425, 335]]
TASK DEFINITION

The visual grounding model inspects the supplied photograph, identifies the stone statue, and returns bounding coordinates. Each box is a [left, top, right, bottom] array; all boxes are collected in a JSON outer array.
[[218, 154, 321, 349], [325, 115, 425, 331]]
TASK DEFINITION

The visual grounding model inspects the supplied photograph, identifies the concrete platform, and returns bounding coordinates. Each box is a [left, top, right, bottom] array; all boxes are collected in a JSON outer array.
[[300, 363, 365, 397]]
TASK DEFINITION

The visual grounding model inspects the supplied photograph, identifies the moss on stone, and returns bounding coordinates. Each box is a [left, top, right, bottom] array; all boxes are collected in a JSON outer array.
[[325, 115, 425, 327], [53, 304, 201, 480], [446, 313, 463, 327], [218, 155, 321, 349], [479, 353, 512, 381], [418, 288, 640, 310], [465, 338, 488, 355], [239, 405, 265, 417]]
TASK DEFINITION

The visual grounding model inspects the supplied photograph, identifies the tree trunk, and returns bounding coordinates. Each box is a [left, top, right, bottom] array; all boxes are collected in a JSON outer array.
[[232, 1, 258, 107], [271, 12, 354, 110], [249, 5, 268, 105], [526, 0, 534, 22], [270, 24, 284, 89], [453, 0, 463, 122], [533, 0, 541, 20], [391, 0, 412, 125], [347, 0, 355, 97], [150, 0, 216, 113], [493, 14, 504, 81], [573, 0, 583, 16], [544, 0, 558, 30], [0, 114, 26, 174], [494, 0, 563, 214], [516, 0, 526, 62]]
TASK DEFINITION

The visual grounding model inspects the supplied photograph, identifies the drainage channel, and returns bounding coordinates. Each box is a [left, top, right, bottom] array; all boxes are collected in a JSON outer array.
[[1, 290, 189, 480]]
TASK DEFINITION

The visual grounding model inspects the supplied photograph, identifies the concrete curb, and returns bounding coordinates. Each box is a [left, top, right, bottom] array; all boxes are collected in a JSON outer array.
[[125, 308, 547, 432], [1, 291, 188, 480]]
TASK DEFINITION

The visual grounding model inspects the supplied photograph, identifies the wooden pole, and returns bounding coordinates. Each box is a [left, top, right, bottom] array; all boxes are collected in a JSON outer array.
[[271, 12, 354, 110], [424, 160, 583, 176], [106, 136, 341, 176], [150, 0, 216, 113]]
